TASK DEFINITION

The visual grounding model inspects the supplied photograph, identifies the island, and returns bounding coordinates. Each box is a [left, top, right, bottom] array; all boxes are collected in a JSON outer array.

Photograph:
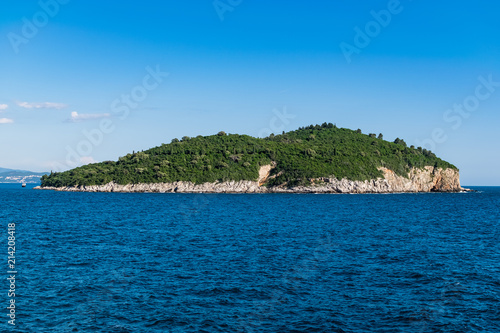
[[37, 124, 468, 193]]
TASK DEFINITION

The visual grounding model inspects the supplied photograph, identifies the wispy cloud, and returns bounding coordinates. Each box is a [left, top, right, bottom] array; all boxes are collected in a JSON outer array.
[[0, 118, 14, 124], [67, 111, 111, 122], [17, 101, 68, 109], [79, 156, 97, 165], [0, 104, 8, 110], [45, 156, 97, 172]]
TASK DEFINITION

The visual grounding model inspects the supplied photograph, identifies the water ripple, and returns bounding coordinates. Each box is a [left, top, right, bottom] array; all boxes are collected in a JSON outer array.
[[0, 185, 499, 332]]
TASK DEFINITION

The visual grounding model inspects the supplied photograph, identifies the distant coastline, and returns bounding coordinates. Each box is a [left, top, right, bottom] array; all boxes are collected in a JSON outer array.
[[0, 168, 47, 184]]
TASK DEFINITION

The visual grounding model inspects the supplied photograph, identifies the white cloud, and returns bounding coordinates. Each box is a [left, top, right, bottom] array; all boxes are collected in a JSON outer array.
[[80, 156, 97, 165], [0, 104, 8, 110], [44, 157, 97, 172], [67, 111, 111, 122], [0, 118, 14, 124], [17, 101, 68, 109]]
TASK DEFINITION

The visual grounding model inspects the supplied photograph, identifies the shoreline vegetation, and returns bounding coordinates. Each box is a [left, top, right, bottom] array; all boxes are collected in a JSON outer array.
[[38, 123, 466, 193]]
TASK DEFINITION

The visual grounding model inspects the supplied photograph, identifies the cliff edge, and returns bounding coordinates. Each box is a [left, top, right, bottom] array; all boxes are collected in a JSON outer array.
[[36, 165, 465, 193]]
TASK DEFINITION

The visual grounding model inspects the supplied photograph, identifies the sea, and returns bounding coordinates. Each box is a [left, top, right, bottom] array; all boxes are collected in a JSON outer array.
[[1, 184, 499, 332]]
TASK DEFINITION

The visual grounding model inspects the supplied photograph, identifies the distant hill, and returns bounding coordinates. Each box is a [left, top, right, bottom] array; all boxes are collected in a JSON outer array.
[[40, 123, 457, 188], [0, 168, 48, 184]]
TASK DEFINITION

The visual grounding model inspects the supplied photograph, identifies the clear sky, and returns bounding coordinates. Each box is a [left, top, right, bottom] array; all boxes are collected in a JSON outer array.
[[1, 0, 499, 185]]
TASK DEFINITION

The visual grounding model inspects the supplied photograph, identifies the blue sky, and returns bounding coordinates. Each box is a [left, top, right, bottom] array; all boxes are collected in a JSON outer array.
[[1, 0, 499, 185]]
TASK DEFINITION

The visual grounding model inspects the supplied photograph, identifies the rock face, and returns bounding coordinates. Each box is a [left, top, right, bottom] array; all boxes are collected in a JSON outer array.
[[376, 166, 462, 193], [257, 162, 276, 186], [35, 165, 465, 194]]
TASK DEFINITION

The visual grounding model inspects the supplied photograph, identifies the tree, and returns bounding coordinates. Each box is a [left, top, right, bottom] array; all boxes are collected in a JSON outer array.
[[305, 148, 316, 156], [356, 129, 362, 134], [171, 138, 179, 143], [378, 133, 383, 140], [369, 133, 376, 138], [217, 131, 226, 136], [394, 138, 407, 147]]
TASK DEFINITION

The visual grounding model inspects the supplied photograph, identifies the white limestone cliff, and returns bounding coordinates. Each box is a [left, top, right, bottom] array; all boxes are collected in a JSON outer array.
[[35, 165, 465, 193]]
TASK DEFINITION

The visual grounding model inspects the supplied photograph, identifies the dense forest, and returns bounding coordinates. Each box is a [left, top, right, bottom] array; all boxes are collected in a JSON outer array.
[[41, 123, 456, 188]]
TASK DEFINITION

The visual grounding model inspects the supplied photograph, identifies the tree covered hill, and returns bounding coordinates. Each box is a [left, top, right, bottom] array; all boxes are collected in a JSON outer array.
[[41, 123, 456, 188]]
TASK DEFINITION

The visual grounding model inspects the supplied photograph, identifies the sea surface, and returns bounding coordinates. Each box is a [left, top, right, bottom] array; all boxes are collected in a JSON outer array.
[[1, 184, 499, 332]]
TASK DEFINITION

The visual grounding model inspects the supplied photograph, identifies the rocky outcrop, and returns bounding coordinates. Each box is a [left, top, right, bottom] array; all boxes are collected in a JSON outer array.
[[257, 162, 276, 186], [376, 166, 462, 193], [35, 166, 466, 194]]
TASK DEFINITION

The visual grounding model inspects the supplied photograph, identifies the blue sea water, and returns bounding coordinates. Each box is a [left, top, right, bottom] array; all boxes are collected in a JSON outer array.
[[0, 184, 499, 332]]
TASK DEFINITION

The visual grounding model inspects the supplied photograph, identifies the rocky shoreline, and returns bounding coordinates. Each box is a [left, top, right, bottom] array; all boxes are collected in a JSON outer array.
[[35, 166, 470, 194]]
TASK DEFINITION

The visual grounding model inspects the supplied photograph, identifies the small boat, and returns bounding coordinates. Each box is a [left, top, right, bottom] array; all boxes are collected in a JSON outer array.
[[22, 183, 26, 187]]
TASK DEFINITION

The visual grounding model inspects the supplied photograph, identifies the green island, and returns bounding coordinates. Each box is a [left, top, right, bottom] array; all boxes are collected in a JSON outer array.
[[41, 123, 457, 189]]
